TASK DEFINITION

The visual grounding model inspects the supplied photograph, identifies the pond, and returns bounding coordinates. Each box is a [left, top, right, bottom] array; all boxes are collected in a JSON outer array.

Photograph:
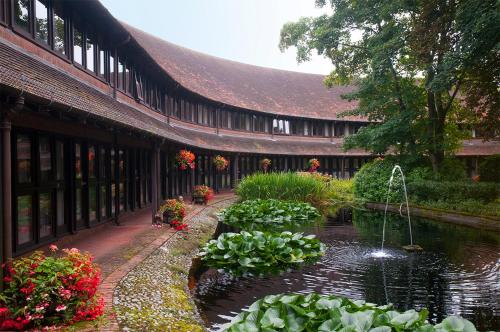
[[192, 208, 500, 331]]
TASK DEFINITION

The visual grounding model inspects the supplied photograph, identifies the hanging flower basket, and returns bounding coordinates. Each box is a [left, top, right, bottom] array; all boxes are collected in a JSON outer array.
[[192, 185, 214, 204], [308, 158, 320, 172], [175, 149, 196, 170], [260, 158, 271, 172], [213, 155, 229, 171]]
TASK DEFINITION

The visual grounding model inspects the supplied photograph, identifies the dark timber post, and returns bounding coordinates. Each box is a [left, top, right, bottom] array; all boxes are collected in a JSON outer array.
[[231, 154, 239, 189], [1, 113, 12, 261], [151, 144, 160, 223], [1, 97, 22, 261]]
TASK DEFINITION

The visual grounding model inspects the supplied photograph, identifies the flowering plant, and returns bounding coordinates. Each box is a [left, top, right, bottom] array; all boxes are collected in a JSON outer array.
[[307, 158, 320, 172], [213, 155, 229, 171], [193, 185, 214, 203], [260, 158, 271, 172], [158, 199, 186, 222], [175, 149, 195, 170], [0, 247, 103, 330]]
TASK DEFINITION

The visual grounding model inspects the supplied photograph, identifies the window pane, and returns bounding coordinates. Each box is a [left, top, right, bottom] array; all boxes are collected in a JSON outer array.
[[119, 149, 125, 178], [89, 186, 96, 222], [53, 5, 65, 54], [86, 37, 94, 72], [119, 182, 125, 212], [99, 49, 105, 78], [17, 135, 31, 183], [100, 185, 106, 219], [118, 59, 124, 90], [75, 188, 82, 221], [125, 65, 131, 93], [39, 137, 52, 182], [39, 192, 53, 238], [57, 189, 65, 227], [75, 143, 82, 179], [14, 0, 30, 31], [88, 145, 95, 178], [111, 183, 116, 215], [17, 195, 33, 245], [99, 147, 106, 178], [73, 28, 83, 65], [109, 54, 115, 85], [35, 0, 48, 43], [56, 141, 64, 180]]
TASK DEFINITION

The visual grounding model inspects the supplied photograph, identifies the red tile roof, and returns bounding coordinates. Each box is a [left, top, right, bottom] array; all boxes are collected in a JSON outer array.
[[119, 22, 364, 122]]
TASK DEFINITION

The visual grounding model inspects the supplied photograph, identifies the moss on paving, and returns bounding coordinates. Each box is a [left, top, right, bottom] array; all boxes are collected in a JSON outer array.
[[113, 199, 235, 332]]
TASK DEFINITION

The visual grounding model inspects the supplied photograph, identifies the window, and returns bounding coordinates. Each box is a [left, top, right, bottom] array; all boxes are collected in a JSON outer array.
[[98, 48, 105, 78], [53, 3, 65, 54], [14, 0, 30, 32], [109, 53, 115, 86], [117, 58, 125, 90], [0, 0, 6, 23], [86, 36, 95, 72], [134, 72, 144, 100], [35, 0, 48, 43], [17, 135, 32, 183], [73, 28, 83, 65], [17, 195, 33, 245], [125, 64, 132, 94], [39, 192, 53, 238], [39, 136, 52, 182]]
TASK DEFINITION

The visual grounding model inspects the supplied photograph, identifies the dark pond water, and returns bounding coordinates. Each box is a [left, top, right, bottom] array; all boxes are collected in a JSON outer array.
[[193, 208, 500, 331]]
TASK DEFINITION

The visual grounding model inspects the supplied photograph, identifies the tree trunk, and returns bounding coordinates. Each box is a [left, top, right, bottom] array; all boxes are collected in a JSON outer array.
[[427, 91, 446, 174]]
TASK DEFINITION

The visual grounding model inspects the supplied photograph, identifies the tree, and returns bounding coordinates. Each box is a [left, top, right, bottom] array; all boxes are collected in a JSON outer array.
[[280, 0, 499, 172]]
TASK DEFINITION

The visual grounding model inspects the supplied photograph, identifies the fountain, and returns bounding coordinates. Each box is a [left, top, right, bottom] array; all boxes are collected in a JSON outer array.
[[373, 165, 422, 257]]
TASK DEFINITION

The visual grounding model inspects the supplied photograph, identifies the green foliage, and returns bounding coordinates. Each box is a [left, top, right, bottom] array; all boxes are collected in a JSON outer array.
[[280, 0, 500, 169], [236, 172, 330, 211], [353, 159, 404, 203], [225, 293, 478, 332], [407, 181, 499, 204], [218, 199, 321, 231], [199, 231, 325, 276], [328, 179, 354, 202], [414, 199, 500, 218], [479, 154, 500, 182]]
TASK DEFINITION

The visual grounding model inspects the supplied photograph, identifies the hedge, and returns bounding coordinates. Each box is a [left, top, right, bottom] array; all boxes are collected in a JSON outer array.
[[407, 180, 500, 203]]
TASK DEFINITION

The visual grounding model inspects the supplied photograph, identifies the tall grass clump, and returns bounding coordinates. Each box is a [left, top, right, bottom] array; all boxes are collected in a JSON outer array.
[[236, 172, 330, 211]]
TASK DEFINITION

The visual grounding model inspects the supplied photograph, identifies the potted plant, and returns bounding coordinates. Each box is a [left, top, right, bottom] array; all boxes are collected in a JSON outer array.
[[158, 198, 186, 224], [213, 155, 229, 171], [175, 149, 196, 170], [192, 185, 214, 205], [260, 158, 271, 172], [308, 158, 320, 172]]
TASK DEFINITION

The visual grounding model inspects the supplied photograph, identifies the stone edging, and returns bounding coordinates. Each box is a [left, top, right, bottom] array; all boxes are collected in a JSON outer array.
[[366, 202, 500, 232]]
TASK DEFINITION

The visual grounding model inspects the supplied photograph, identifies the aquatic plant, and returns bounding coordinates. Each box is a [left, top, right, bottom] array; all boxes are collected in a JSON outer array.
[[199, 231, 325, 276], [217, 199, 321, 231], [224, 293, 478, 332]]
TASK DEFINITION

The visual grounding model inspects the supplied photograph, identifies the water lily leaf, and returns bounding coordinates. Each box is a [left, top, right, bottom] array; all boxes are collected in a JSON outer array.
[[315, 298, 342, 310], [319, 318, 342, 331], [261, 307, 285, 329]]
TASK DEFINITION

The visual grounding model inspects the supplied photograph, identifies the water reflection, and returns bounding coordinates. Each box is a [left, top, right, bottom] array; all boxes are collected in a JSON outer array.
[[193, 208, 500, 331]]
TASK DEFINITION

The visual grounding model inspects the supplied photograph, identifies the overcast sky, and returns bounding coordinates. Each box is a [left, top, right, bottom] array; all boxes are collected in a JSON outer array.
[[100, 0, 332, 75]]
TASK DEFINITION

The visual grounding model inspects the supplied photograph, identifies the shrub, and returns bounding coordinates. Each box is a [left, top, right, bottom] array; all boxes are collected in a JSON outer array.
[[225, 293, 477, 332], [407, 181, 499, 203], [236, 172, 330, 211], [218, 199, 321, 231], [437, 158, 467, 181], [199, 231, 325, 276], [0, 247, 103, 330], [479, 154, 500, 182], [353, 159, 405, 203]]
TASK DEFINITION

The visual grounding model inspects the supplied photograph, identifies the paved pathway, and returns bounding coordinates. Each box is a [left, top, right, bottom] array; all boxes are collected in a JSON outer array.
[[41, 193, 235, 331]]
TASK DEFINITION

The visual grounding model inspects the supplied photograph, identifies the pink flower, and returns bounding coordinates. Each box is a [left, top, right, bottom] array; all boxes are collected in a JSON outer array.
[[69, 248, 80, 254], [49, 244, 58, 252], [35, 305, 45, 312], [55, 304, 67, 312]]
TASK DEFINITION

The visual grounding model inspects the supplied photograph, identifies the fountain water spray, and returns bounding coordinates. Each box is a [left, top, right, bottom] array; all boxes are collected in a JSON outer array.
[[373, 165, 422, 257]]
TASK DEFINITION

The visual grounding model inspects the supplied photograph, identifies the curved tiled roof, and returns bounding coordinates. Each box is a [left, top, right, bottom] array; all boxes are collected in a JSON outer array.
[[120, 22, 364, 122]]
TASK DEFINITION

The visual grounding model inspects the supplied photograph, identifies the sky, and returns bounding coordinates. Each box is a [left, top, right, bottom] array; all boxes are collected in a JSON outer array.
[[99, 0, 333, 75]]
